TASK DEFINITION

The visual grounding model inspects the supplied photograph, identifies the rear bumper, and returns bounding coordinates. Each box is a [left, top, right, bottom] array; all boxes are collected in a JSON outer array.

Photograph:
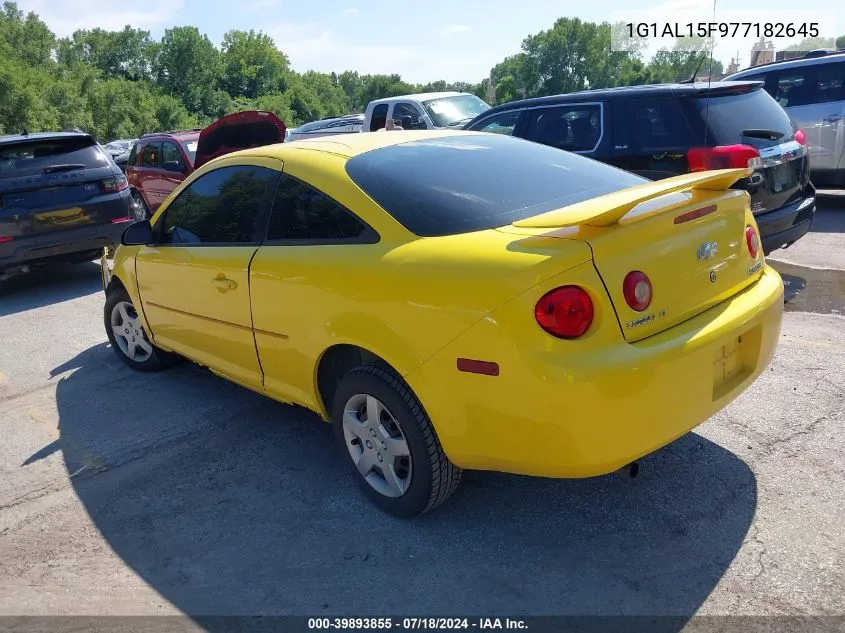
[[407, 265, 784, 478], [756, 191, 816, 255], [0, 220, 132, 272]]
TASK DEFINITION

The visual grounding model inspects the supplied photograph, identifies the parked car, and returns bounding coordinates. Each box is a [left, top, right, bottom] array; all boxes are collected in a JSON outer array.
[[126, 111, 286, 217], [362, 92, 491, 132], [102, 130, 783, 517], [465, 81, 817, 255], [103, 139, 137, 158], [723, 50, 845, 187], [0, 129, 136, 281], [112, 150, 132, 173], [288, 114, 364, 141]]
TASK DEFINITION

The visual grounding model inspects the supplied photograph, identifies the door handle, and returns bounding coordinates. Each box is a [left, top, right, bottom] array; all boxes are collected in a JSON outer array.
[[211, 275, 237, 291]]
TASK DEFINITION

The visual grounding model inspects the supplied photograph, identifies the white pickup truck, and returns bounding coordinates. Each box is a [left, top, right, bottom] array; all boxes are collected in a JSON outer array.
[[361, 91, 491, 131]]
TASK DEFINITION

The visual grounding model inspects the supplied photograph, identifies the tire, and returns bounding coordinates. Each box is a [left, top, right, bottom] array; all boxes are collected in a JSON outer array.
[[332, 363, 462, 518], [131, 190, 149, 220], [104, 286, 176, 371]]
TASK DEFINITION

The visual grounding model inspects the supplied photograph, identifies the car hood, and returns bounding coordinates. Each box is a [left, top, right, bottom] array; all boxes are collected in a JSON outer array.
[[193, 110, 287, 169]]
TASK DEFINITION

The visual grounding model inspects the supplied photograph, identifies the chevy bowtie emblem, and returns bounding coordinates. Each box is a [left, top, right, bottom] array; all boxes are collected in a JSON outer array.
[[697, 241, 718, 261]]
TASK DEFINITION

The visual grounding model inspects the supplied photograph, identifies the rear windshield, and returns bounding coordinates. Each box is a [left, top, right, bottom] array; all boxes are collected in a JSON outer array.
[[0, 136, 107, 176], [686, 87, 795, 146], [344, 134, 647, 237]]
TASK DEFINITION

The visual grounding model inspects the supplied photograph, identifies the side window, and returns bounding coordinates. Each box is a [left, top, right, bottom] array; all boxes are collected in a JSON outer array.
[[161, 141, 185, 169], [370, 104, 389, 131], [626, 98, 696, 152], [127, 143, 138, 167], [522, 104, 602, 152], [266, 174, 372, 242], [471, 110, 521, 136], [159, 165, 279, 245], [773, 68, 818, 107], [141, 142, 161, 168], [393, 102, 426, 128], [817, 62, 845, 104]]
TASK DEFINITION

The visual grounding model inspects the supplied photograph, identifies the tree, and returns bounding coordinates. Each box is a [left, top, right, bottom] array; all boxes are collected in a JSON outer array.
[[154, 26, 221, 114], [0, 2, 55, 67], [219, 29, 289, 99], [56, 26, 157, 81]]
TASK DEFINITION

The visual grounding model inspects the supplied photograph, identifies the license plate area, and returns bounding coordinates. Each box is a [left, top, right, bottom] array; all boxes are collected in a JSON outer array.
[[770, 163, 797, 193], [712, 329, 758, 401]]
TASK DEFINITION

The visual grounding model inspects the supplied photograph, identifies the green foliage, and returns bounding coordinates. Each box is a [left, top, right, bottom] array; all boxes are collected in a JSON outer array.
[[220, 29, 289, 99]]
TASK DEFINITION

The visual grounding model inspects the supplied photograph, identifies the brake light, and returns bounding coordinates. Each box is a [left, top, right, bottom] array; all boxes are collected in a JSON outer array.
[[101, 175, 129, 193], [687, 144, 761, 172], [0, 236, 12, 244], [745, 225, 760, 258], [795, 129, 806, 145], [622, 271, 653, 312], [534, 286, 594, 339]]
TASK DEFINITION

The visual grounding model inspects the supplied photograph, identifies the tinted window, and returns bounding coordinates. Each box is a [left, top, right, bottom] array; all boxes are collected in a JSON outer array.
[[0, 136, 108, 176], [127, 143, 138, 167], [773, 69, 817, 107], [370, 104, 389, 131], [816, 62, 845, 103], [522, 104, 602, 152], [470, 110, 521, 136], [159, 165, 279, 244], [141, 142, 161, 168], [345, 134, 646, 237], [162, 141, 185, 168], [267, 175, 369, 241], [626, 99, 696, 151], [685, 87, 795, 145]]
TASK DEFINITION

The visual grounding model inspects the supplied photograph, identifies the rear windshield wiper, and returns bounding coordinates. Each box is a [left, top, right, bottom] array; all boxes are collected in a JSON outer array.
[[42, 163, 87, 174], [741, 129, 785, 141]]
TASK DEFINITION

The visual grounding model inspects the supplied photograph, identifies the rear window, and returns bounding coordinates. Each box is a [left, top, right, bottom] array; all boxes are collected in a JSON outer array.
[[685, 87, 795, 146], [344, 134, 647, 237], [0, 136, 108, 176]]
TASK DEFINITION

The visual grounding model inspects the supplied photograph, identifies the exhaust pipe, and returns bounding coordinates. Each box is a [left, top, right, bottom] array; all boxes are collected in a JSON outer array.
[[616, 462, 639, 478]]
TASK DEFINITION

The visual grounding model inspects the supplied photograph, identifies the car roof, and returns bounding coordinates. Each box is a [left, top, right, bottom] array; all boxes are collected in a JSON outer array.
[[724, 51, 845, 78], [228, 129, 487, 162], [473, 81, 764, 117], [139, 130, 202, 141], [369, 91, 466, 105], [0, 130, 93, 145]]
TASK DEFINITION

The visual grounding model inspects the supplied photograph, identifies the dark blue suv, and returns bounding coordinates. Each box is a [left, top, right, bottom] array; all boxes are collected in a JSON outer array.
[[0, 130, 137, 280]]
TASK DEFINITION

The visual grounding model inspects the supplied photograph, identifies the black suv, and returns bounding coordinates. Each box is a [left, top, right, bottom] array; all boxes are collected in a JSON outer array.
[[0, 130, 137, 280], [465, 81, 816, 255]]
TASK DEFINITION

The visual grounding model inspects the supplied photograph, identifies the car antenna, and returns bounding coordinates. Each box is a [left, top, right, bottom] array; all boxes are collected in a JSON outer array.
[[680, 54, 706, 84], [701, 0, 717, 147], [20, 128, 28, 136]]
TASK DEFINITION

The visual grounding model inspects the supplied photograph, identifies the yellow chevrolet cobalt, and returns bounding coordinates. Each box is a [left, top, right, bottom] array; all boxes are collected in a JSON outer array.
[[102, 129, 784, 518]]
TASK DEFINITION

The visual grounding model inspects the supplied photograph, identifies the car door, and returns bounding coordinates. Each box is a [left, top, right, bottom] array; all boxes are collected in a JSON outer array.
[[249, 172, 380, 409], [138, 141, 168, 211], [135, 159, 281, 390], [158, 140, 189, 202]]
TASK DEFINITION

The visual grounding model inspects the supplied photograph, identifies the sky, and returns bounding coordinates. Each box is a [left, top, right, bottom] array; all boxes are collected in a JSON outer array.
[[15, 0, 842, 85]]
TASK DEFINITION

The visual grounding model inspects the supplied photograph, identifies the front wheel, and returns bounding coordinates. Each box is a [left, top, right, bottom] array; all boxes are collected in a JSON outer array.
[[104, 287, 175, 371], [130, 190, 149, 220], [332, 363, 462, 518]]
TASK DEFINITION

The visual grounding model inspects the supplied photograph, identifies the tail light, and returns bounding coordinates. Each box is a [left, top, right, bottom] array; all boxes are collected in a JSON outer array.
[[795, 129, 806, 145], [101, 174, 129, 194], [534, 286, 594, 339], [688, 144, 761, 172], [745, 225, 760, 258], [0, 235, 12, 244], [622, 271, 652, 312]]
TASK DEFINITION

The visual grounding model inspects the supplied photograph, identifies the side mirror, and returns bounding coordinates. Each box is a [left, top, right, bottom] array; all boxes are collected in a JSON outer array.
[[412, 117, 427, 130], [163, 160, 184, 173], [122, 219, 154, 246]]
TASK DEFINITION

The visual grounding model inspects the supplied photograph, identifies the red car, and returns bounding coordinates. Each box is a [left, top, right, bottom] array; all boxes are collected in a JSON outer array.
[[126, 111, 287, 218]]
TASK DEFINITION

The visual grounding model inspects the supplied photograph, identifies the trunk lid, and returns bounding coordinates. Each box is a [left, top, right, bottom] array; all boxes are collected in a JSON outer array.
[[682, 84, 811, 215], [512, 169, 764, 343], [193, 110, 287, 169], [0, 136, 128, 235]]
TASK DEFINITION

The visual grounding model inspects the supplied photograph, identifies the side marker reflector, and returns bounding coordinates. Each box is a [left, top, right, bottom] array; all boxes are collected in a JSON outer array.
[[457, 358, 500, 376], [674, 204, 717, 224]]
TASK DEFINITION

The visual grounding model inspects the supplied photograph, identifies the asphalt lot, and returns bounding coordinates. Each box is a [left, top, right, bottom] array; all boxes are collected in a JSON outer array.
[[0, 195, 843, 626]]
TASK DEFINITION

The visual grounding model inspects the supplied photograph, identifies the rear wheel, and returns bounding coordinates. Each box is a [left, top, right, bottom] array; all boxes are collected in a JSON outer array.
[[130, 190, 149, 220], [104, 287, 176, 371], [332, 363, 462, 518]]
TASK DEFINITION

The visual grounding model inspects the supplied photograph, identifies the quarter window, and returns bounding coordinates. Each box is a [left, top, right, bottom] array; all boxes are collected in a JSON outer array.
[[158, 165, 279, 244], [266, 175, 370, 242], [626, 99, 696, 151], [522, 104, 602, 152]]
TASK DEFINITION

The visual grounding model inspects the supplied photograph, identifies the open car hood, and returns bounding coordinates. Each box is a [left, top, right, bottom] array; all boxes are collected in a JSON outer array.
[[193, 110, 286, 169]]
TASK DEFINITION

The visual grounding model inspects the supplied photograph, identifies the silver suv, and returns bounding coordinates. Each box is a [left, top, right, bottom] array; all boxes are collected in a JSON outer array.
[[724, 51, 845, 187]]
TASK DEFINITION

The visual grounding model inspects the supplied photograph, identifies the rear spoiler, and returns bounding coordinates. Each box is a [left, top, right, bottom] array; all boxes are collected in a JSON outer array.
[[511, 168, 751, 229]]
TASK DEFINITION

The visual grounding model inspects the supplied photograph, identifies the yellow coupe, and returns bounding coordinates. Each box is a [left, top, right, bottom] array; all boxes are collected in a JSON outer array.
[[102, 130, 784, 517]]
